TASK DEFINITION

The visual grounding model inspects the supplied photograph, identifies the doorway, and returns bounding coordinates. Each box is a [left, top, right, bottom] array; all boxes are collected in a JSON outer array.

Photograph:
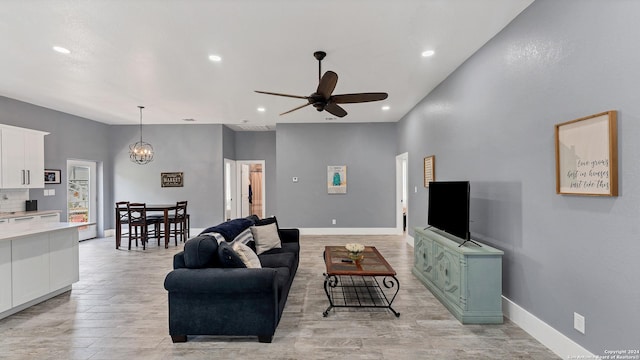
[[396, 153, 408, 233], [224, 159, 237, 221], [67, 159, 97, 240], [236, 160, 265, 218]]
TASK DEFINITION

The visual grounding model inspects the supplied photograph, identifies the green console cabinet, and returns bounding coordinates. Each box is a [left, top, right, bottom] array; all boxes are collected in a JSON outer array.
[[412, 227, 504, 324]]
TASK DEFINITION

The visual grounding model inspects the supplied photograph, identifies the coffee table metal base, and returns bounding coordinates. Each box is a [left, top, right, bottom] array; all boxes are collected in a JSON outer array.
[[322, 274, 400, 317]]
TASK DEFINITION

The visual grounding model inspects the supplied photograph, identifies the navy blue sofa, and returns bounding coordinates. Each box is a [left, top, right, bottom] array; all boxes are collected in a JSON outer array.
[[163, 217, 299, 343]]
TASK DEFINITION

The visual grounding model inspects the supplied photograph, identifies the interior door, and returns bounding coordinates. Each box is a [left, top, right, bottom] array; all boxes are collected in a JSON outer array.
[[240, 163, 251, 217]]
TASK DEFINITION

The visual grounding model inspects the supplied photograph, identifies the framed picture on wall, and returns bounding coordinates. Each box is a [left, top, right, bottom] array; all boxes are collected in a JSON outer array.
[[44, 169, 61, 184], [424, 155, 435, 187], [161, 172, 184, 187], [327, 165, 347, 194], [555, 110, 618, 196]]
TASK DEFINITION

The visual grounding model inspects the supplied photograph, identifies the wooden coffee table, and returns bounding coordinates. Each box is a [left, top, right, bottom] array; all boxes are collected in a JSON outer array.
[[323, 246, 400, 317]]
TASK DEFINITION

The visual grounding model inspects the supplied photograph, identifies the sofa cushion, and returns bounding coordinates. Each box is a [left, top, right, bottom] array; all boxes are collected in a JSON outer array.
[[183, 235, 220, 269], [254, 216, 278, 228], [201, 218, 254, 241], [232, 241, 261, 268], [217, 242, 246, 268], [251, 222, 282, 255], [258, 252, 296, 270]]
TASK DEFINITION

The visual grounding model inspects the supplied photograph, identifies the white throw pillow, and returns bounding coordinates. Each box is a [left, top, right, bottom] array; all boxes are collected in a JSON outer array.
[[250, 223, 282, 255], [231, 241, 261, 268]]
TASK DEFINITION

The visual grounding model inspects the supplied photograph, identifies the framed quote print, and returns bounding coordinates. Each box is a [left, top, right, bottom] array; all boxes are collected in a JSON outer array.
[[555, 110, 618, 196]]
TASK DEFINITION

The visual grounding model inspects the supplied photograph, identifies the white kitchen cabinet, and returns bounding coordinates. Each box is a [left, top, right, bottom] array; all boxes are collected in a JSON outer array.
[[11, 233, 50, 306], [39, 213, 60, 223], [0, 124, 48, 189], [9, 215, 38, 224], [49, 230, 79, 290], [1, 222, 83, 319], [0, 241, 11, 313]]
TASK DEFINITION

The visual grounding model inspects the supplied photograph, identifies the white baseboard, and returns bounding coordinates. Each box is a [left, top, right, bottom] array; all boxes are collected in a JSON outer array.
[[502, 296, 595, 359], [300, 228, 402, 236], [405, 234, 414, 247], [104, 228, 115, 237]]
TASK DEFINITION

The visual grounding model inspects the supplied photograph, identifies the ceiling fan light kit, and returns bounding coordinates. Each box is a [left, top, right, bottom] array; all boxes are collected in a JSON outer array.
[[255, 51, 388, 118]]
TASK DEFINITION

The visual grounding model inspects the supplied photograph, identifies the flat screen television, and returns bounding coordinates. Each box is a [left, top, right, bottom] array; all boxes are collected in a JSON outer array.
[[428, 181, 477, 246]]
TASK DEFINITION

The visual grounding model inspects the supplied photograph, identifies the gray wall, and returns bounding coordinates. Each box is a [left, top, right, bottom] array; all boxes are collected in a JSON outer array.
[[235, 130, 277, 217], [0, 96, 112, 235], [110, 124, 225, 228], [276, 123, 397, 229], [397, 0, 639, 354], [222, 125, 235, 160]]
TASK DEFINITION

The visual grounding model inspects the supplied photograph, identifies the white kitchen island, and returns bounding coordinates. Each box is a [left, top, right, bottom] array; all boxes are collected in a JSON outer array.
[[0, 222, 88, 319]]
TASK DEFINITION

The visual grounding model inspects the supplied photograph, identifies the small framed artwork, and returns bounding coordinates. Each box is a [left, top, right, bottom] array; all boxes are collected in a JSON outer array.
[[424, 155, 435, 187], [161, 172, 184, 187], [327, 165, 347, 194], [44, 169, 61, 184], [555, 110, 618, 196]]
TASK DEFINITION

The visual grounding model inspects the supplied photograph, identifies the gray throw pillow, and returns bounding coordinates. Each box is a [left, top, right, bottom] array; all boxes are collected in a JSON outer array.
[[217, 242, 246, 268], [250, 222, 282, 255]]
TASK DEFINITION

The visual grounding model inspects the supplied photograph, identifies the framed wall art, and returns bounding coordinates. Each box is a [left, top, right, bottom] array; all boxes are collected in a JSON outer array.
[[555, 110, 618, 196], [161, 172, 184, 187], [327, 165, 347, 194], [44, 169, 61, 184], [424, 155, 435, 187]]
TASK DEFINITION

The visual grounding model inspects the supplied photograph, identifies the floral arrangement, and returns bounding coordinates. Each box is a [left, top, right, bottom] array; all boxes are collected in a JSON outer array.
[[345, 243, 365, 262], [345, 243, 365, 254]]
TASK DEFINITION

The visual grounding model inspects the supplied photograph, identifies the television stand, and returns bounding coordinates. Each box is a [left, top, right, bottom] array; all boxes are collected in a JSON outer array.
[[412, 227, 504, 324], [458, 238, 481, 247]]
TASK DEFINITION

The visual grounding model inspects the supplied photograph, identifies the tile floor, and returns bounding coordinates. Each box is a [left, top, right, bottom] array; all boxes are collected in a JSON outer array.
[[0, 234, 559, 359]]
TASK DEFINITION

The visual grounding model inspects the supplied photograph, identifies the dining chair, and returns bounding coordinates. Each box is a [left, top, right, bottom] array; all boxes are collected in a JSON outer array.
[[115, 201, 129, 249], [157, 201, 188, 245], [127, 202, 162, 250]]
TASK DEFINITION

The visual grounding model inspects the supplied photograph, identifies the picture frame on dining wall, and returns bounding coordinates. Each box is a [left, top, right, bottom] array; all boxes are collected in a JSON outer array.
[[424, 155, 435, 187], [44, 169, 61, 184], [555, 110, 618, 196]]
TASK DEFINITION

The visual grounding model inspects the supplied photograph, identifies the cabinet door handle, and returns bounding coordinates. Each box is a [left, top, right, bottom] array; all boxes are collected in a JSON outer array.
[[27, 170, 30, 184], [21, 170, 25, 185]]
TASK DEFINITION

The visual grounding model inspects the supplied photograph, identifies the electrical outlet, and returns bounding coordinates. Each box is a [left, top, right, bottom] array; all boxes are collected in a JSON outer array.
[[332, 219, 336, 225], [574, 312, 585, 334]]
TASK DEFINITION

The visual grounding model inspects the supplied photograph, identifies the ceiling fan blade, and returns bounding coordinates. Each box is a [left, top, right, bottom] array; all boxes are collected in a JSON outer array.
[[280, 102, 312, 116], [331, 92, 388, 104], [324, 103, 347, 118], [316, 71, 338, 99], [255, 90, 308, 100]]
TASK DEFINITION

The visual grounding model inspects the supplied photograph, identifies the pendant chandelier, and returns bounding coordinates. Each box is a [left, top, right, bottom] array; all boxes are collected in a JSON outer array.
[[129, 106, 154, 165]]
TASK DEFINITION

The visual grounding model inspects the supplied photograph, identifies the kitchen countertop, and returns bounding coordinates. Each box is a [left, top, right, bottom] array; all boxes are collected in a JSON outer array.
[[0, 221, 93, 241], [0, 210, 61, 220]]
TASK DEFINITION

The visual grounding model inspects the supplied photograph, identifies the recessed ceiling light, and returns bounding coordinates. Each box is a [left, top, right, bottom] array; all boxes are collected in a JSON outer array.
[[208, 54, 222, 62], [53, 46, 71, 54], [382, 105, 390, 111], [421, 50, 435, 57], [257, 107, 266, 112]]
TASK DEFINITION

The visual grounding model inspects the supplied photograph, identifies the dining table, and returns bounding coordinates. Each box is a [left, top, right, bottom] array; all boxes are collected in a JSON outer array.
[[115, 203, 177, 249]]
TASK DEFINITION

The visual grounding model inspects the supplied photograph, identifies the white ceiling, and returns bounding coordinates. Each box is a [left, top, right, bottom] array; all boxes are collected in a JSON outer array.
[[0, 0, 533, 129]]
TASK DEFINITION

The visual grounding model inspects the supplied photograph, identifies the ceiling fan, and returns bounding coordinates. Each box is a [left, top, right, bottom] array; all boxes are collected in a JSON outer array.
[[255, 51, 388, 118]]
